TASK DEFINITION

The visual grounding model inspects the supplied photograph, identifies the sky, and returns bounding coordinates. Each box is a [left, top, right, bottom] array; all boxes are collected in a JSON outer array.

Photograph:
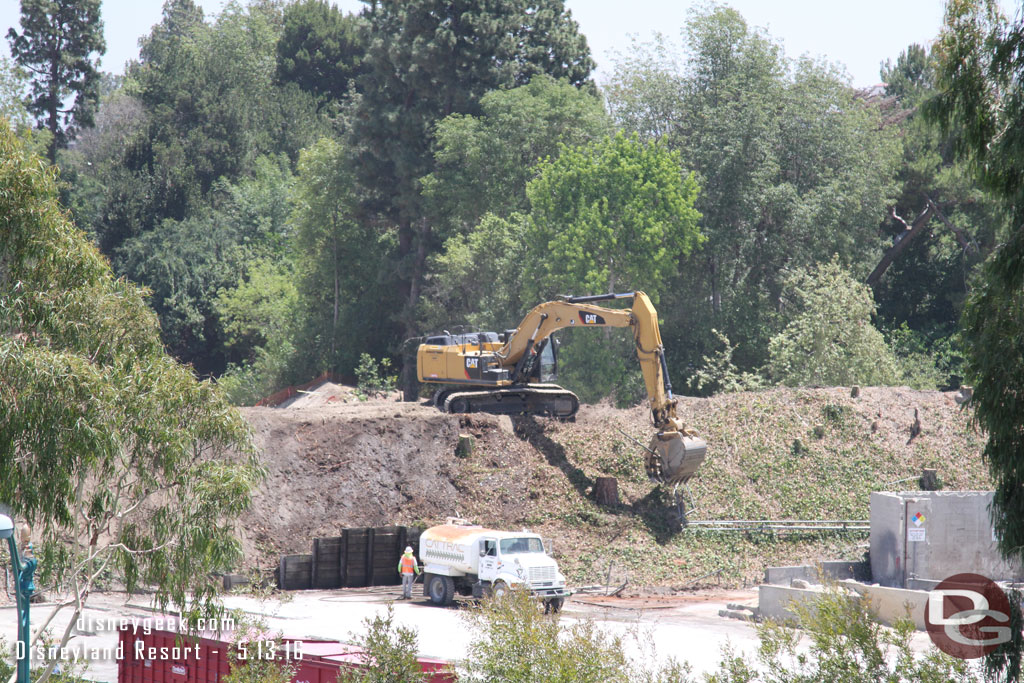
[[0, 0, 1003, 87]]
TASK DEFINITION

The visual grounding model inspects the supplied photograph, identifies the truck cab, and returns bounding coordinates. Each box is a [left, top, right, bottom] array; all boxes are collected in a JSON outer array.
[[419, 522, 569, 610]]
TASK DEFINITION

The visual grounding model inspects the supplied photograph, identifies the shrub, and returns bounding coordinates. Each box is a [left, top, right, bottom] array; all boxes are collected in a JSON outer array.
[[338, 604, 426, 683], [461, 588, 690, 682], [768, 259, 901, 387], [706, 587, 974, 682], [355, 353, 397, 399]]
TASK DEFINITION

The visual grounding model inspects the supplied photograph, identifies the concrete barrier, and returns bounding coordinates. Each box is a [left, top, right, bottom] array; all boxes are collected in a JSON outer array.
[[763, 560, 871, 586], [757, 581, 931, 630], [764, 565, 814, 585], [758, 584, 831, 624], [839, 580, 928, 630]]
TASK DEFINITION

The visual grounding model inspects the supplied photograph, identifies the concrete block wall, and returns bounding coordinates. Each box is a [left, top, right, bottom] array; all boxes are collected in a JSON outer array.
[[870, 491, 1024, 587], [758, 581, 931, 630]]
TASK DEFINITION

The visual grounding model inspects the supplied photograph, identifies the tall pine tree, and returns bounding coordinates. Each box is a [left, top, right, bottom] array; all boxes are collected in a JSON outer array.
[[6, 0, 106, 163], [352, 0, 594, 389]]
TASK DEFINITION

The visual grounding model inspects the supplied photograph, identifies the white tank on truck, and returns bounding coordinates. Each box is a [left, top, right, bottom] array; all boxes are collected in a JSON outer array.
[[418, 518, 569, 611]]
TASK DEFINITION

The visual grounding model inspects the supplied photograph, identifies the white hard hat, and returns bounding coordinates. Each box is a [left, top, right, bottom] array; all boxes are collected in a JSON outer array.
[[405, 546, 413, 554]]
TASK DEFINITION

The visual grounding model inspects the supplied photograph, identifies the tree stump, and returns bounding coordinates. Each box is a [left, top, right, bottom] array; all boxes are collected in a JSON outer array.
[[593, 477, 619, 506], [850, 386, 860, 398], [455, 434, 475, 458]]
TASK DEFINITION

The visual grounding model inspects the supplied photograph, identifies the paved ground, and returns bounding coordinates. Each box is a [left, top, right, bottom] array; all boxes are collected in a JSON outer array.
[[0, 586, 951, 681], [219, 586, 766, 675]]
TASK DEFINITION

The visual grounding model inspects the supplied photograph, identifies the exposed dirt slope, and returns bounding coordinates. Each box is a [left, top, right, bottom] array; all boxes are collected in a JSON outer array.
[[236, 387, 990, 588]]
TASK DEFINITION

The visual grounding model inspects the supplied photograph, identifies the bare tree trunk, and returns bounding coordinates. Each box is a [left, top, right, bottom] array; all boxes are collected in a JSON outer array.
[[331, 219, 339, 365], [709, 257, 721, 314], [866, 203, 935, 286], [47, 60, 60, 164], [400, 218, 431, 399]]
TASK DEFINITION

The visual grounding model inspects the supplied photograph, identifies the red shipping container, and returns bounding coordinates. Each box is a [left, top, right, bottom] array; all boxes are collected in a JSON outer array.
[[117, 621, 455, 683]]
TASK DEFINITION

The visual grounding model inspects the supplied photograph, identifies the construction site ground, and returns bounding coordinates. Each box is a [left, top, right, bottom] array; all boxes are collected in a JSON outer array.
[[237, 385, 991, 590], [2, 586, 956, 680]]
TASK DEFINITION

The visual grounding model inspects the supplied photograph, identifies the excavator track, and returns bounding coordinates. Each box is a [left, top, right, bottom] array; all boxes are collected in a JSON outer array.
[[441, 384, 580, 419]]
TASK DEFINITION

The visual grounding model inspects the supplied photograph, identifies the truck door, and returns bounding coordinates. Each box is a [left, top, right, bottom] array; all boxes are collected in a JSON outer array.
[[478, 539, 498, 582]]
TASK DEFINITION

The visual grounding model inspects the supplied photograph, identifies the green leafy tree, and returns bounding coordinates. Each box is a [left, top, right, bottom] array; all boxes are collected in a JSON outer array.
[[0, 118, 260, 681], [0, 56, 32, 129], [708, 587, 972, 682], [290, 136, 392, 378], [605, 9, 901, 376], [352, 0, 595, 385], [423, 74, 611, 240], [338, 604, 426, 683], [216, 257, 300, 367], [354, 353, 397, 400], [870, 42, 1009, 389], [521, 131, 702, 402], [65, 0, 326, 373], [462, 589, 691, 682], [115, 155, 295, 372], [688, 329, 767, 395], [276, 0, 364, 104], [768, 259, 901, 387], [222, 616, 297, 683], [421, 212, 531, 338], [419, 76, 610, 335], [880, 42, 934, 100], [462, 590, 633, 682], [6, 0, 106, 163], [524, 131, 702, 298], [215, 255, 301, 405], [925, 0, 1024, 575]]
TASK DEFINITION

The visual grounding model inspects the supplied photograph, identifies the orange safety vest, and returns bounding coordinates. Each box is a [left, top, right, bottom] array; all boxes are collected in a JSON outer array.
[[400, 554, 416, 574]]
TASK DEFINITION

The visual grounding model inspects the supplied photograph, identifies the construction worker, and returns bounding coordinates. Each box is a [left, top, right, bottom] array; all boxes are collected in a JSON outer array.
[[398, 546, 420, 599]]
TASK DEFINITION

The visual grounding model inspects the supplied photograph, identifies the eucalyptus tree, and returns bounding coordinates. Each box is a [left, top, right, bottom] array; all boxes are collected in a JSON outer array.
[[0, 118, 260, 682]]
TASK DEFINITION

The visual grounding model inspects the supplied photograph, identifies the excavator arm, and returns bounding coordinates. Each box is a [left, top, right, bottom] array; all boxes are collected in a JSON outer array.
[[416, 291, 707, 485], [498, 291, 705, 484], [498, 292, 675, 423]]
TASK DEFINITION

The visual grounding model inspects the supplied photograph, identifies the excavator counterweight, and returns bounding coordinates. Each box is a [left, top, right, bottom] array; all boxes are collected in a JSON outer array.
[[415, 291, 706, 484]]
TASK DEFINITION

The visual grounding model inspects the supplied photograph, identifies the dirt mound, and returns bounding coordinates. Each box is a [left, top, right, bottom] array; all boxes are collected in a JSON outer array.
[[237, 400, 535, 569], [236, 387, 991, 587]]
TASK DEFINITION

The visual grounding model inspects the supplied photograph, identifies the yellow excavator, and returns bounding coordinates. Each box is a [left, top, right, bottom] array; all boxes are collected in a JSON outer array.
[[416, 291, 707, 485]]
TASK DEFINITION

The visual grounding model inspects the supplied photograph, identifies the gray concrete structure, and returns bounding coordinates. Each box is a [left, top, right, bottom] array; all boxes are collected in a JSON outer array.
[[758, 581, 933, 630], [763, 560, 870, 586], [870, 491, 1024, 587]]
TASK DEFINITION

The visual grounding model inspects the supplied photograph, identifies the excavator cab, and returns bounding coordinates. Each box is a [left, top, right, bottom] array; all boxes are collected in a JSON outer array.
[[529, 338, 558, 383]]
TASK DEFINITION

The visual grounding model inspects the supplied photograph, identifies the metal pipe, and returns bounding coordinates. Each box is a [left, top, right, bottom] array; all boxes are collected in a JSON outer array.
[[615, 428, 657, 456], [7, 536, 34, 683], [658, 350, 674, 399], [686, 519, 869, 524]]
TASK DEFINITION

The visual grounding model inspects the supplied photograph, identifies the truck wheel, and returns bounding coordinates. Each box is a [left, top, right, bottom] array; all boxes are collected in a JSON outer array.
[[427, 574, 455, 606], [550, 597, 564, 613], [492, 580, 509, 599]]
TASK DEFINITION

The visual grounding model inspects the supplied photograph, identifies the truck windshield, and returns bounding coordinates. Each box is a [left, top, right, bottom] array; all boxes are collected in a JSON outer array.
[[499, 537, 544, 555]]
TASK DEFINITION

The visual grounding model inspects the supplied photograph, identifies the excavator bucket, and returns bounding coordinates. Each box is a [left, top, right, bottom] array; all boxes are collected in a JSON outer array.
[[645, 431, 707, 485]]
